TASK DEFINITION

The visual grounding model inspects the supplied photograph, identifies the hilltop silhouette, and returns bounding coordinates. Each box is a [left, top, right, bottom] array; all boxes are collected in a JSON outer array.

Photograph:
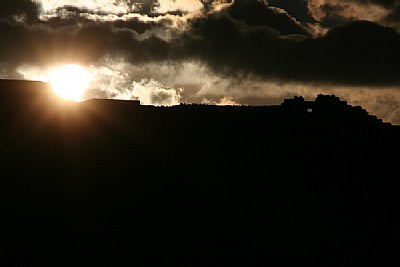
[[1, 80, 400, 266]]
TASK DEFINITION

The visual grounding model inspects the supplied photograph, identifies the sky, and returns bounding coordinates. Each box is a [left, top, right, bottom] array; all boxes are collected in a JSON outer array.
[[1, 0, 400, 123]]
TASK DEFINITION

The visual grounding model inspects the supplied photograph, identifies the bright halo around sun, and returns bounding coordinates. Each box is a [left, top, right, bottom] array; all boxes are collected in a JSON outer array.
[[49, 64, 92, 101]]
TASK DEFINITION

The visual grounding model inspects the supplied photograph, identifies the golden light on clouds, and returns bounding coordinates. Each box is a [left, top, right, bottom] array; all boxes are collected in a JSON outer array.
[[39, 0, 130, 14], [49, 64, 92, 101]]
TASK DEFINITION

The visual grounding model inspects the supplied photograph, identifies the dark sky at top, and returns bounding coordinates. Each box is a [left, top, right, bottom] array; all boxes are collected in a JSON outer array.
[[1, 0, 400, 122]]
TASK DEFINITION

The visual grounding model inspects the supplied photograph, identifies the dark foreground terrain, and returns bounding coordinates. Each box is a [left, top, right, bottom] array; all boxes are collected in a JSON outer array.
[[1, 80, 400, 266]]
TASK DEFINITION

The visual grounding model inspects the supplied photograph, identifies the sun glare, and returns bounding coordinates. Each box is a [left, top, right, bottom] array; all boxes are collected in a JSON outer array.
[[49, 64, 92, 101]]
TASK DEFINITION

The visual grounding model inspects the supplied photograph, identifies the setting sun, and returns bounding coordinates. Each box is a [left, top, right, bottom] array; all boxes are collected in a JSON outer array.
[[49, 64, 92, 101]]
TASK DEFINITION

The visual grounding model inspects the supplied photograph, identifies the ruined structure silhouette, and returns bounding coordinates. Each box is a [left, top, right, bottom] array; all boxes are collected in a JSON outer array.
[[1, 80, 400, 266]]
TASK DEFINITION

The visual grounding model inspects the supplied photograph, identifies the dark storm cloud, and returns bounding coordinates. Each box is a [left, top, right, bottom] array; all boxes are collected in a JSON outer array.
[[227, 0, 312, 36], [124, 0, 160, 14], [2, 0, 400, 86], [197, 0, 311, 35], [65, 24, 174, 63], [182, 11, 301, 78], [286, 21, 400, 85], [182, 0, 400, 85], [267, 0, 315, 23], [178, 0, 313, 79], [0, 19, 174, 69], [0, 0, 39, 21]]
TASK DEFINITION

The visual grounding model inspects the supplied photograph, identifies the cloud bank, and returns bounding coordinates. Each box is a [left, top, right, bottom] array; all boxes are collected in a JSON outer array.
[[2, 0, 400, 123]]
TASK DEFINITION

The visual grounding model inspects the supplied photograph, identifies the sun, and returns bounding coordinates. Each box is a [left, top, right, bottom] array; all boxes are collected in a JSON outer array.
[[49, 64, 92, 101]]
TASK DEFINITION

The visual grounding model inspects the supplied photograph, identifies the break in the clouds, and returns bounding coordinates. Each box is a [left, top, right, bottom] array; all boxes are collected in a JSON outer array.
[[265, 1, 400, 33], [304, 0, 400, 29], [2, 0, 400, 123]]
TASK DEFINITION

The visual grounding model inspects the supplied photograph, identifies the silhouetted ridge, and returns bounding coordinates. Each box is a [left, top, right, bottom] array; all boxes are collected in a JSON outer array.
[[0, 79, 392, 128], [1, 79, 400, 266], [282, 94, 389, 127], [0, 79, 53, 98]]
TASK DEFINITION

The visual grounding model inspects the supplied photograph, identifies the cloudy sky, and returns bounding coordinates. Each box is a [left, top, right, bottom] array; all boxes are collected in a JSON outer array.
[[2, 0, 400, 123]]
